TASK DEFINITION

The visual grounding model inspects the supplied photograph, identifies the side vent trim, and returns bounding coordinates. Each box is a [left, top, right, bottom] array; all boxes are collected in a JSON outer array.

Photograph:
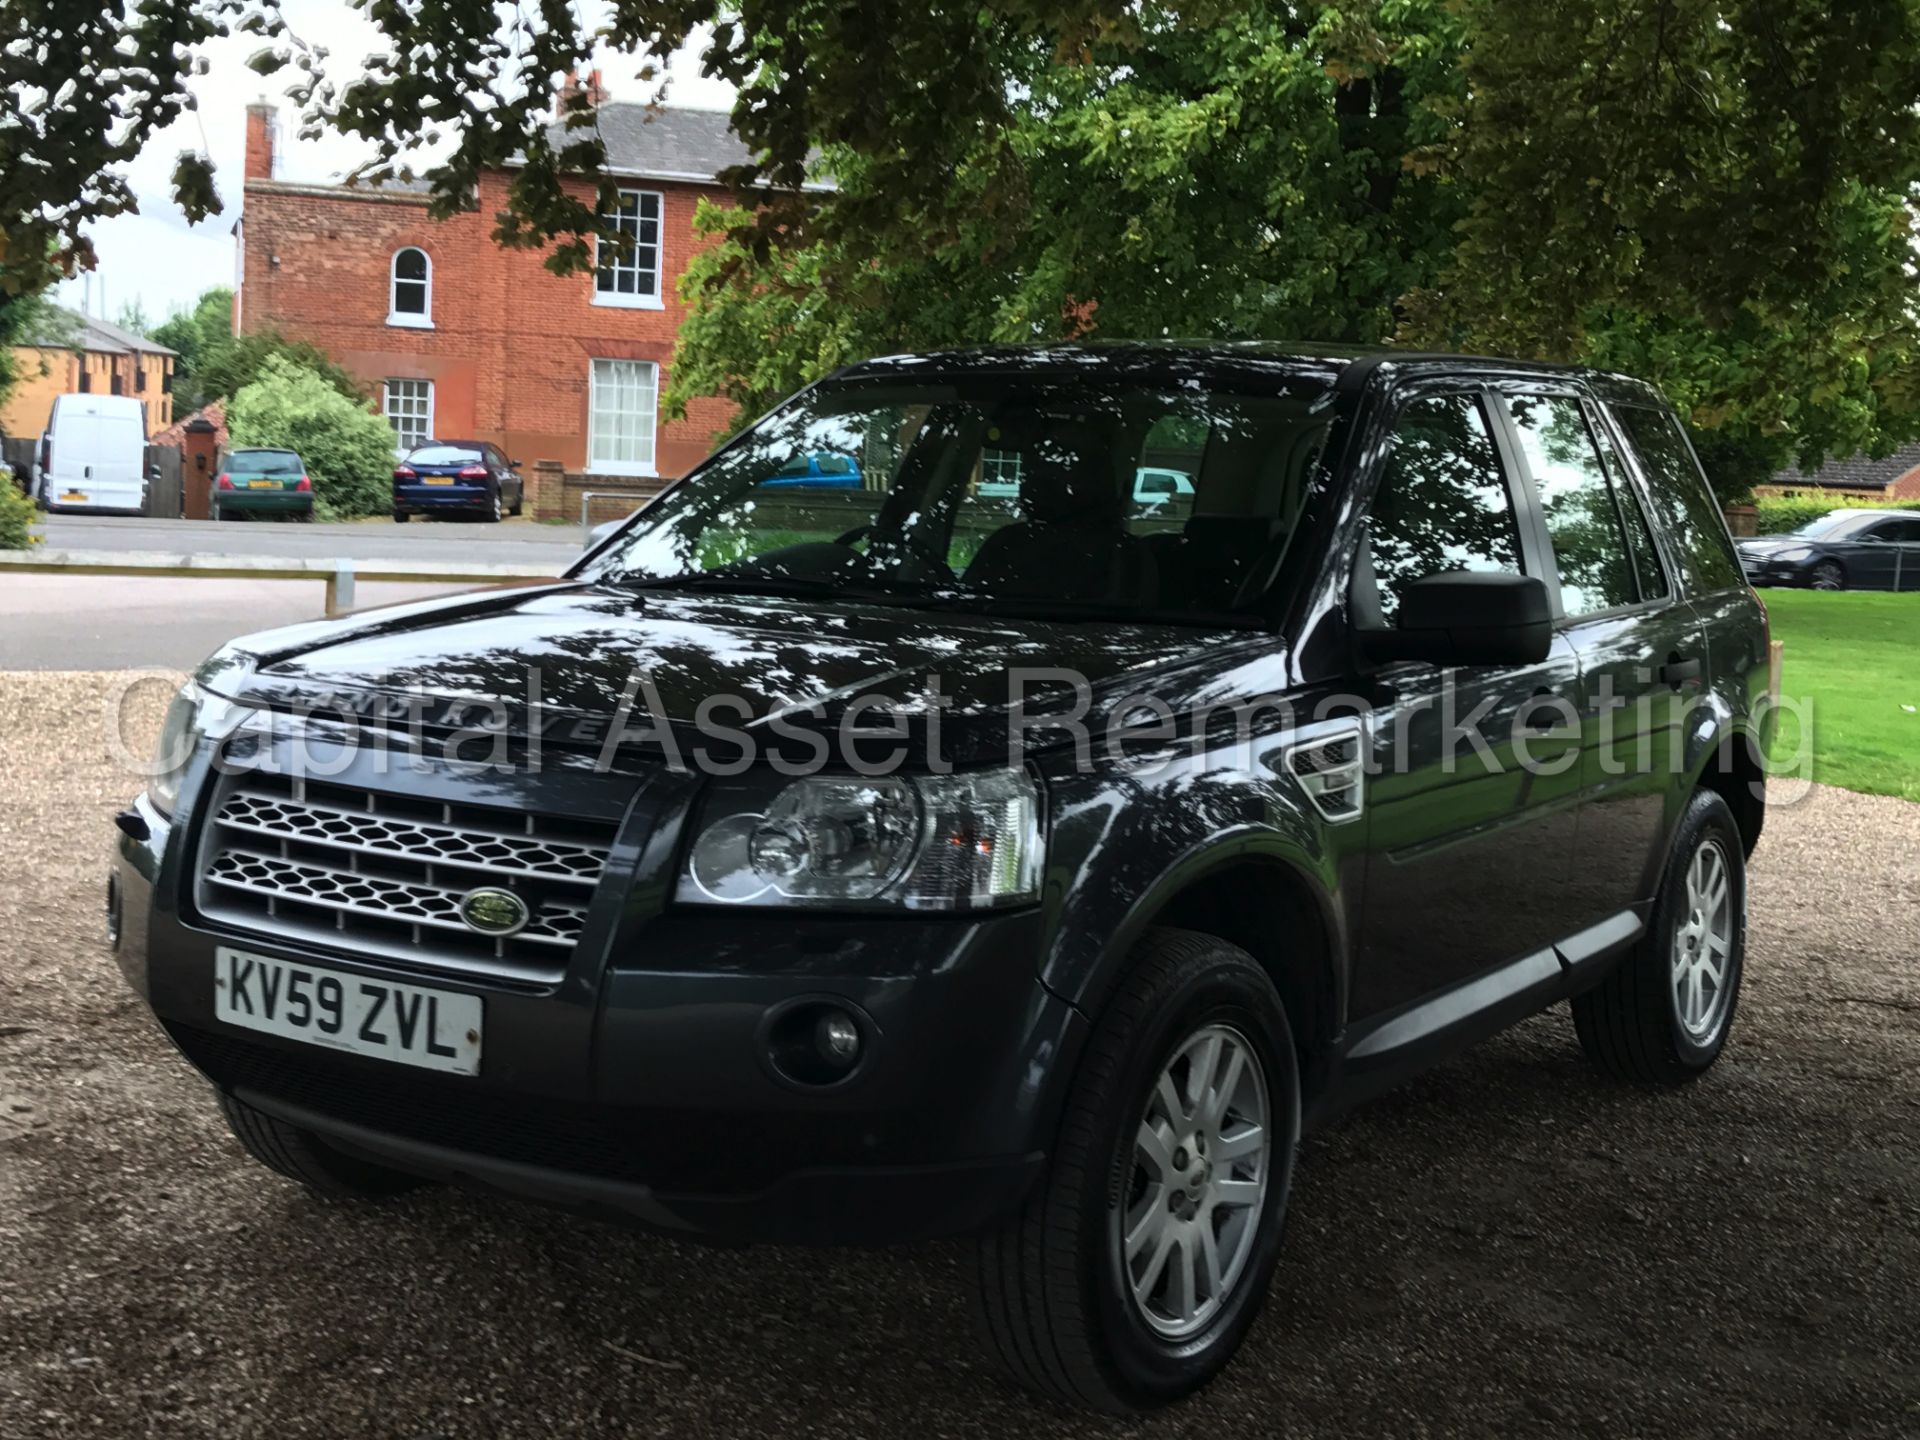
[[1281, 722, 1366, 824]]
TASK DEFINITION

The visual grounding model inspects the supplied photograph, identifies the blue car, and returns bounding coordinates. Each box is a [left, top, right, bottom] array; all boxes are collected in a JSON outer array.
[[755, 452, 864, 489], [393, 440, 524, 522]]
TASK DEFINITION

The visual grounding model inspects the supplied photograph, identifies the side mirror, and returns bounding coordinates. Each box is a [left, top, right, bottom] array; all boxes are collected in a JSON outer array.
[[509, 458, 523, 469], [1362, 572, 1552, 667]]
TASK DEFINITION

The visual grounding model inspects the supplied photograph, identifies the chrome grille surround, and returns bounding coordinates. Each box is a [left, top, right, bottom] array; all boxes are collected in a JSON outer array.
[[196, 768, 616, 985]]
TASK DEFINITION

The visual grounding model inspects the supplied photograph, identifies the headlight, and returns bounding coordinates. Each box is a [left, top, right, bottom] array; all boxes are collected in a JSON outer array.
[[147, 682, 252, 817], [1771, 545, 1814, 562], [678, 768, 1044, 910]]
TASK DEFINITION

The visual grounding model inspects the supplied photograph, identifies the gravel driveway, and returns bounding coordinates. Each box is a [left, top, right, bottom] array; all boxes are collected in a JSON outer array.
[[3, 672, 1916, 1438]]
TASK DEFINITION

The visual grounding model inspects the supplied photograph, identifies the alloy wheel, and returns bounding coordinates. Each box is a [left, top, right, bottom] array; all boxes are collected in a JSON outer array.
[[1671, 837, 1735, 1043], [1119, 1023, 1270, 1340], [1812, 561, 1844, 591]]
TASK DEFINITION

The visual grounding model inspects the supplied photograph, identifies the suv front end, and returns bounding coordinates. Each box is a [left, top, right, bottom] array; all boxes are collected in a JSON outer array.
[[113, 654, 1080, 1244]]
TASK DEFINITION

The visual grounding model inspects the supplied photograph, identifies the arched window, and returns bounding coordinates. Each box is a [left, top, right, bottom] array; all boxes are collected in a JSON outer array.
[[388, 247, 431, 326]]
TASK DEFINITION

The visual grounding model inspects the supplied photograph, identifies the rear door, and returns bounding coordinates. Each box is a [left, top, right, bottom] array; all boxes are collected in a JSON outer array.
[[1496, 387, 1696, 924], [1349, 385, 1586, 1017], [51, 400, 145, 507]]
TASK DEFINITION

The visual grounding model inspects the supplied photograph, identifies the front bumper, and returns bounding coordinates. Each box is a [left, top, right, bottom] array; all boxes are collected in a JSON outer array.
[[1738, 555, 1814, 587], [112, 795, 1082, 1245]]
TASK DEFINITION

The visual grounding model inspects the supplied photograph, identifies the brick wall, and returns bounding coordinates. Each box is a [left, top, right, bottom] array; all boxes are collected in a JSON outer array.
[[238, 133, 738, 477]]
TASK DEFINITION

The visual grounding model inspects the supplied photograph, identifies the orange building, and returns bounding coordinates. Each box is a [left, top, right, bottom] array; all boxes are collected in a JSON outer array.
[[2, 311, 175, 441], [233, 93, 778, 478]]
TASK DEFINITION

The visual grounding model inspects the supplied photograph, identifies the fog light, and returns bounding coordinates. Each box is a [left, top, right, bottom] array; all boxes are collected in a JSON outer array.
[[763, 999, 873, 1088], [816, 1010, 861, 1068]]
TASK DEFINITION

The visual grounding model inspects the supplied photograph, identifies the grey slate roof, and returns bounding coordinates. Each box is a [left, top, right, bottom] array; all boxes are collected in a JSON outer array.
[[1773, 441, 1920, 492], [27, 308, 176, 357], [543, 103, 753, 182]]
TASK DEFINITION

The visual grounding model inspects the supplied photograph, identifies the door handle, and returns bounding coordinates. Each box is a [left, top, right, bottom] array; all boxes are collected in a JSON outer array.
[[1659, 655, 1702, 688]]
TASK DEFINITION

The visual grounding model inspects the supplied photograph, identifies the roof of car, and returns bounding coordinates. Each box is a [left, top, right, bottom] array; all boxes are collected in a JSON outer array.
[[828, 342, 1666, 401]]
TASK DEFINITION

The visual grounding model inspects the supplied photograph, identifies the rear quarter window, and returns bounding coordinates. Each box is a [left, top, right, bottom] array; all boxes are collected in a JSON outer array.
[[1611, 405, 1742, 594]]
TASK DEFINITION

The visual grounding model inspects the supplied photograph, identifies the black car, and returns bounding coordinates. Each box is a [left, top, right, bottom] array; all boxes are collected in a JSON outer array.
[[113, 345, 1772, 1413], [1736, 507, 1920, 590], [392, 439, 524, 522]]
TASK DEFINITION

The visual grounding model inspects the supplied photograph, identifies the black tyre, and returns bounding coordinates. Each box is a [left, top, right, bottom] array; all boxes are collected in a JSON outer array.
[[483, 487, 503, 522], [509, 487, 524, 517], [1573, 789, 1746, 1085], [1811, 559, 1845, 591], [393, 511, 411, 524], [217, 1092, 432, 1200], [971, 927, 1299, 1413]]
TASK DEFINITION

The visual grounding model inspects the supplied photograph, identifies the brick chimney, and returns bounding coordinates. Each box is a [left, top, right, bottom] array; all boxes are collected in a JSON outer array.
[[244, 98, 277, 181], [555, 68, 609, 120]]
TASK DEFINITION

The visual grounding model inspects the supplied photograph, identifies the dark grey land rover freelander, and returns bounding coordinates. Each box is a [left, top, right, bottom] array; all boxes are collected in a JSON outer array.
[[111, 345, 1772, 1412]]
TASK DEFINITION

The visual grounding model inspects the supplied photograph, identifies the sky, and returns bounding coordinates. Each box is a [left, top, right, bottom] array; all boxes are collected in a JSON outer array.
[[57, 1, 735, 328]]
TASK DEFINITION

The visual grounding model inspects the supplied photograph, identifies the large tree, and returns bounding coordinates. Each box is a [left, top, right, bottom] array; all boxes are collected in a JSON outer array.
[[8, 1, 1920, 492]]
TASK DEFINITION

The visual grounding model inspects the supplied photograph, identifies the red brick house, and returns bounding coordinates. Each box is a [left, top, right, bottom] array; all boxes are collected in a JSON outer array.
[[233, 94, 757, 480]]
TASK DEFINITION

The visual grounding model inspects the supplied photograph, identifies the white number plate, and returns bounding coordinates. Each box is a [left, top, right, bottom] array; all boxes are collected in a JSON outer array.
[[214, 946, 482, 1076]]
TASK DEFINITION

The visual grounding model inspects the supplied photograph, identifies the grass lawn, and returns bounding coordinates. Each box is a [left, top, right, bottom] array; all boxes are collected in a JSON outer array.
[[1763, 589, 1920, 802]]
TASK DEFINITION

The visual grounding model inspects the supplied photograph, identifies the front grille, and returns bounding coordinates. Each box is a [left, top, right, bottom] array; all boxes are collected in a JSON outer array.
[[196, 769, 617, 985]]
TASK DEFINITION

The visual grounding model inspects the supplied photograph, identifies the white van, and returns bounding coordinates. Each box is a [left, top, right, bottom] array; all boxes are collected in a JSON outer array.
[[37, 394, 149, 514]]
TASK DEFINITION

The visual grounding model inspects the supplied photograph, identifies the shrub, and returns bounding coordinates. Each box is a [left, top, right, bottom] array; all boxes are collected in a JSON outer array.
[[1754, 493, 1920, 535], [226, 356, 397, 518], [0, 476, 40, 549]]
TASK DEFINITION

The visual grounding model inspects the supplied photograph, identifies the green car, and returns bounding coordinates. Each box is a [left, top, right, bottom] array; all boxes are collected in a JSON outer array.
[[212, 448, 313, 521]]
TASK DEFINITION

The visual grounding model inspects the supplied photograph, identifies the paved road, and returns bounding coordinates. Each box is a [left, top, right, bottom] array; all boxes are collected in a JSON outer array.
[[37, 513, 586, 564], [3, 515, 585, 670], [0, 575, 486, 670]]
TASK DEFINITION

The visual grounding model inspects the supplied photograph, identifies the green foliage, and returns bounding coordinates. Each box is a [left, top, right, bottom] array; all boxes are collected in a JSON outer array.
[[17, 0, 1920, 492], [0, 475, 40, 549], [148, 288, 232, 411], [226, 356, 395, 518], [671, 0, 1920, 493], [1753, 494, 1920, 536], [1764, 590, 1920, 802]]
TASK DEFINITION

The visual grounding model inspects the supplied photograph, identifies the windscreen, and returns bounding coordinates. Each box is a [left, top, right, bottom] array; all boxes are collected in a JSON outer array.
[[230, 451, 302, 474], [1790, 510, 1879, 539], [576, 375, 1336, 622]]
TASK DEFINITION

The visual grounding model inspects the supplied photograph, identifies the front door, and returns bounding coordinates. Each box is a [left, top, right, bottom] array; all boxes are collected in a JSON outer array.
[[1349, 388, 1585, 1019]]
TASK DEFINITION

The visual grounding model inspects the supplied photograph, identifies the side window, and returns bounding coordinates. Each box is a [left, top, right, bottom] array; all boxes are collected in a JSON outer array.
[[1506, 394, 1638, 615], [1367, 393, 1523, 623], [1612, 405, 1742, 593], [1863, 517, 1916, 543], [1589, 413, 1670, 601]]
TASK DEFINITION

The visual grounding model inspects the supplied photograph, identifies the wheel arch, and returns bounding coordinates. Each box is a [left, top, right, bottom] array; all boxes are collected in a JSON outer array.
[[1696, 722, 1766, 858], [1055, 833, 1347, 1109]]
